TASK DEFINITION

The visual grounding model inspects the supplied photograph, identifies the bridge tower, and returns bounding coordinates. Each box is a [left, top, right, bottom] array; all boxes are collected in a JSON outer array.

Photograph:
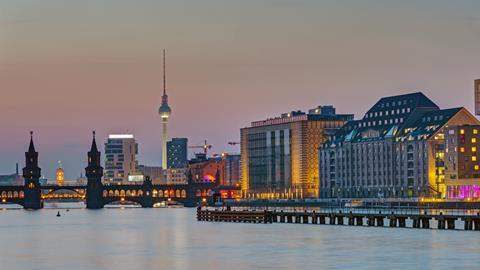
[[23, 131, 42, 209], [141, 176, 154, 208], [85, 131, 104, 209]]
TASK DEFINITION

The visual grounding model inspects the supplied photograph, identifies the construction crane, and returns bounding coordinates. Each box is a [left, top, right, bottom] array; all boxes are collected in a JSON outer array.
[[189, 140, 212, 155], [228, 142, 240, 146]]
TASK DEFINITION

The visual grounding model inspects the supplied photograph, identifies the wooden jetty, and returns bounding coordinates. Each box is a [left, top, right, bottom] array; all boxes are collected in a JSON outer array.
[[197, 207, 480, 230]]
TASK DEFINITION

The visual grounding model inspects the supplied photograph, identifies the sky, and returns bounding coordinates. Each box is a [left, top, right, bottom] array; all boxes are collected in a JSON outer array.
[[1, 0, 480, 179]]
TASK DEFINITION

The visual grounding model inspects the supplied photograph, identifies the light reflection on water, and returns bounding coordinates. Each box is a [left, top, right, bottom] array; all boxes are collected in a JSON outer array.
[[0, 207, 479, 270]]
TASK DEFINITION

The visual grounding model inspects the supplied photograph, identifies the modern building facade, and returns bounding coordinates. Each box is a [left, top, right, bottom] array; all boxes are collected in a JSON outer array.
[[104, 134, 138, 184], [224, 154, 241, 186], [167, 138, 188, 168], [319, 92, 480, 199], [444, 125, 480, 199], [241, 106, 353, 198]]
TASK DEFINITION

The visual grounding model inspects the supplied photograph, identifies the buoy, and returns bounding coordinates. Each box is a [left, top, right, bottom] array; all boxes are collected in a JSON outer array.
[[66, 209, 70, 212], [57, 211, 61, 217]]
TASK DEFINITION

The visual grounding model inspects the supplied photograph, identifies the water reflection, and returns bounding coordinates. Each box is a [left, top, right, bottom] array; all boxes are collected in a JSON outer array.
[[0, 208, 479, 270]]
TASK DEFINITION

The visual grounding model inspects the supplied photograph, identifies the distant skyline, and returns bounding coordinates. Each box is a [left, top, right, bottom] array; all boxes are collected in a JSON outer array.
[[1, 0, 480, 179]]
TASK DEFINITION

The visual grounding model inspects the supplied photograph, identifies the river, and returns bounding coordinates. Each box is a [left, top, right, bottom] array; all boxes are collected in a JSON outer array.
[[0, 205, 479, 270]]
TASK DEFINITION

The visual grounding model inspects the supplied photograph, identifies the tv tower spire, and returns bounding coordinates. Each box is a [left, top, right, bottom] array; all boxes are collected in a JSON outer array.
[[159, 49, 172, 169]]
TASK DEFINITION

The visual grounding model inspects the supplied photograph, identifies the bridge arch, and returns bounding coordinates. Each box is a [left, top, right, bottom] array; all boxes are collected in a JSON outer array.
[[43, 189, 85, 200]]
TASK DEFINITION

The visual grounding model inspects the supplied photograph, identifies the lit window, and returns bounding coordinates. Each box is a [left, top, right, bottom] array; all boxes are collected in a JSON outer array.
[[460, 129, 465, 135], [473, 147, 477, 152], [473, 156, 477, 161], [475, 165, 479, 171], [473, 138, 477, 143], [460, 147, 465, 153], [474, 129, 478, 135]]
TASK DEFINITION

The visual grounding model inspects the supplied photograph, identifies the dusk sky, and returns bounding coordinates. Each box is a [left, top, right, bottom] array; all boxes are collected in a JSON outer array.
[[1, 0, 480, 179]]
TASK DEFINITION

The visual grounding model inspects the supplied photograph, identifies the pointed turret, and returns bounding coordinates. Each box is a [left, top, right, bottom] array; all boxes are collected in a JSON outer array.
[[23, 131, 41, 180], [90, 130, 99, 153], [86, 131, 103, 178], [85, 131, 105, 209], [28, 131, 36, 153], [23, 131, 42, 209]]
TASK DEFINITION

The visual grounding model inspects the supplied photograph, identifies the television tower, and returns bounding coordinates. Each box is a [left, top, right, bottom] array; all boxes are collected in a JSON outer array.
[[159, 49, 172, 169]]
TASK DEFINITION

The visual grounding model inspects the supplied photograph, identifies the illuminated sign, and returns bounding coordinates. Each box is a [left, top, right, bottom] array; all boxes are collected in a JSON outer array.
[[128, 175, 144, 182], [109, 134, 134, 139], [203, 174, 216, 182]]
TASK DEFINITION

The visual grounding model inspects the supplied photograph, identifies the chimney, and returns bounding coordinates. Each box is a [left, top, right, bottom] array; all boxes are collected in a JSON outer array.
[[16, 163, 19, 175]]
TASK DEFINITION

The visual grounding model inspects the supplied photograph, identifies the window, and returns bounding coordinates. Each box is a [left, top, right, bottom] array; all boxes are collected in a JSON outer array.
[[474, 129, 478, 135], [473, 147, 477, 152], [473, 156, 477, 161], [460, 147, 465, 153], [475, 165, 479, 171], [460, 129, 465, 135], [473, 138, 477, 143]]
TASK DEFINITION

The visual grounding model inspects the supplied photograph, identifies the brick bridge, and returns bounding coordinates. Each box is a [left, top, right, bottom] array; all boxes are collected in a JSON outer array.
[[0, 132, 235, 209]]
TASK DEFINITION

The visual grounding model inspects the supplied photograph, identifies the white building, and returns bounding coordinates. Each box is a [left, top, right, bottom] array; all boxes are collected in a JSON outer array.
[[104, 134, 138, 184]]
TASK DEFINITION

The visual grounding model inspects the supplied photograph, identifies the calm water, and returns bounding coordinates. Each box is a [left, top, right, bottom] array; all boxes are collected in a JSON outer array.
[[1, 206, 479, 270]]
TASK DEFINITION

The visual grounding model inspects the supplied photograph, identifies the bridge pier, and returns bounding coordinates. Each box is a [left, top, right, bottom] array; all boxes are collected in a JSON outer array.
[[356, 216, 363, 226], [464, 218, 473, 230], [348, 215, 355, 226], [388, 214, 397, 227], [398, 217, 406, 227], [412, 217, 420, 228], [367, 217, 375, 226], [437, 219, 446, 230], [312, 212, 318, 224], [329, 214, 335, 225], [376, 216, 384, 227], [473, 219, 480, 231], [319, 215, 326, 224], [302, 215, 309, 224], [420, 218, 430, 229], [337, 215, 344, 225]]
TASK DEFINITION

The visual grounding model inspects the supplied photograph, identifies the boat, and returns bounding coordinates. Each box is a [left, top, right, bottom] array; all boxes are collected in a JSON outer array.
[[56, 211, 61, 217]]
